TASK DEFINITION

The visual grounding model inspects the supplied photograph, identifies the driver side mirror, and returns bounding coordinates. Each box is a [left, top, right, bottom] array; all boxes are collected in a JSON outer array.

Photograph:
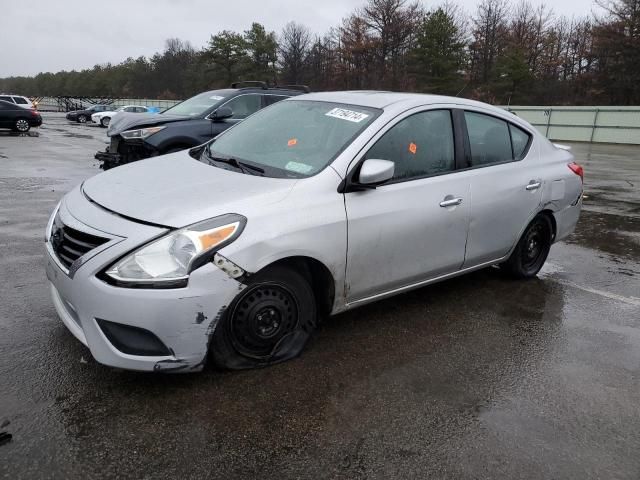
[[339, 159, 395, 193], [358, 159, 395, 186], [211, 106, 233, 122]]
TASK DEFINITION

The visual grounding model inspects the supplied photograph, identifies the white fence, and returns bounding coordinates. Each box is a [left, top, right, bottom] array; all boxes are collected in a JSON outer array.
[[504, 106, 640, 145], [35, 96, 640, 145]]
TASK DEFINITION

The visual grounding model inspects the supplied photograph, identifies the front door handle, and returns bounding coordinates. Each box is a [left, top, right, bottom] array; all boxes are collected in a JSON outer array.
[[526, 181, 542, 191], [439, 197, 463, 208]]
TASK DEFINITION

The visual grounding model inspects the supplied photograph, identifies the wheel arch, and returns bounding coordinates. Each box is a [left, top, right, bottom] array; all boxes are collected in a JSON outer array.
[[538, 209, 558, 241], [253, 255, 336, 318]]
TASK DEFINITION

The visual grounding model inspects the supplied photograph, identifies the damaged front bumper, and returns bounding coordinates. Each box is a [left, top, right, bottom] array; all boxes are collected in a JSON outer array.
[[95, 136, 157, 170], [45, 187, 244, 372]]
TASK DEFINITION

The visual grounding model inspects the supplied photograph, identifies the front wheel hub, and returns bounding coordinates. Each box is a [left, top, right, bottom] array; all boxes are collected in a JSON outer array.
[[230, 284, 299, 359]]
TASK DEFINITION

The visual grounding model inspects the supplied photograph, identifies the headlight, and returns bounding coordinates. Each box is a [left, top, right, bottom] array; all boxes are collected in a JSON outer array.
[[120, 126, 165, 140], [104, 214, 245, 287]]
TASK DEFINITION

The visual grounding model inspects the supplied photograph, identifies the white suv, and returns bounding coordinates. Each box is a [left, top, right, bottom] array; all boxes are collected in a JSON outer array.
[[0, 94, 35, 109]]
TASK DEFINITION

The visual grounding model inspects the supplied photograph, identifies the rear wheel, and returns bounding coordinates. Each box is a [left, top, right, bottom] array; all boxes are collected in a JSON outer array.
[[210, 265, 317, 370], [501, 214, 553, 279], [14, 119, 30, 132], [100, 117, 110, 127], [77, 114, 87, 123]]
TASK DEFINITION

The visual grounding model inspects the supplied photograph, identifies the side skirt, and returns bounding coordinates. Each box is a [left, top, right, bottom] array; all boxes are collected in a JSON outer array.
[[343, 256, 509, 310]]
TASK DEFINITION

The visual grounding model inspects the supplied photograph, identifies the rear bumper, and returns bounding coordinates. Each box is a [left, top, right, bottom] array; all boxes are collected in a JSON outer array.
[[554, 196, 582, 242]]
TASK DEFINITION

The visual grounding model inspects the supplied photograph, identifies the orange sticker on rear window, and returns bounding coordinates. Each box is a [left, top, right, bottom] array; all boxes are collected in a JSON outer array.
[[288, 138, 298, 147], [408, 142, 417, 154]]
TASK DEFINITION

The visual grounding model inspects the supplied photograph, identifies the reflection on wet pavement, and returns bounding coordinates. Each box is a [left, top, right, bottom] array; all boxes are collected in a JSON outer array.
[[0, 118, 639, 479]]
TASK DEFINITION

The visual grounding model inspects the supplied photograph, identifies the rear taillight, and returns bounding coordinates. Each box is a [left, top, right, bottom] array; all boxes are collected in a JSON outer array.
[[568, 162, 584, 183], [30, 109, 38, 116]]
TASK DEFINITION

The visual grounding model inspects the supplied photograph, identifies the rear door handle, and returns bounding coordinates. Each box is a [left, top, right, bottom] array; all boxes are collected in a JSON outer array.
[[526, 181, 542, 191], [439, 197, 463, 208]]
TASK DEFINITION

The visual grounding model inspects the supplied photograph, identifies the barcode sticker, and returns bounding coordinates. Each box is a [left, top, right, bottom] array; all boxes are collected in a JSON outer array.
[[325, 108, 369, 123]]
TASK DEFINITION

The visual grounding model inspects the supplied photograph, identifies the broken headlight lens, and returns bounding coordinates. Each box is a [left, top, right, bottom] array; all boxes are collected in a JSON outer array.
[[105, 215, 245, 286], [120, 126, 165, 140]]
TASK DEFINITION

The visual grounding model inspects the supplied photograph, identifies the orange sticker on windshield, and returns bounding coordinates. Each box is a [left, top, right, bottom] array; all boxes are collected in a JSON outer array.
[[408, 142, 417, 155], [288, 138, 298, 147]]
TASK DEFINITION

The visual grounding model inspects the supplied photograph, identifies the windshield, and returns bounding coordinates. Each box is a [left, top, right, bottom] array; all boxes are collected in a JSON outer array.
[[201, 100, 380, 178], [163, 90, 233, 117]]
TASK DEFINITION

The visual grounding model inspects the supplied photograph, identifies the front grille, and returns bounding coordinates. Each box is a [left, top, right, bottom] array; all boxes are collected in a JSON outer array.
[[50, 215, 109, 269]]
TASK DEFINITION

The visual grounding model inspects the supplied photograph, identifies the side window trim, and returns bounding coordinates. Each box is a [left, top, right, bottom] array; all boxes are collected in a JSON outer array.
[[459, 109, 533, 171]]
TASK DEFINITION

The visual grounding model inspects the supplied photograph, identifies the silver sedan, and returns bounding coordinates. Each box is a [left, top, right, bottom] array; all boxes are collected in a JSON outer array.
[[45, 92, 583, 372]]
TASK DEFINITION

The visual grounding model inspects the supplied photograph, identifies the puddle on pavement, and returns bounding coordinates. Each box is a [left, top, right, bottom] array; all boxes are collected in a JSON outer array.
[[564, 209, 640, 260], [63, 132, 93, 139], [0, 131, 39, 138]]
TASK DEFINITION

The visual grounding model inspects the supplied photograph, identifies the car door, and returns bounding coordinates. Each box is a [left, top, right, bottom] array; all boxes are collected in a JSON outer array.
[[344, 108, 471, 302], [0, 102, 12, 128], [460, 110, 543, 267]]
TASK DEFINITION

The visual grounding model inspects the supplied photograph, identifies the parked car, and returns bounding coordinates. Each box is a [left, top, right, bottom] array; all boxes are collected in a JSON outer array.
[[66, 104, 113, 123], [0, 99, 42, 132], [92, 105, 150, 128], [94, 81, 309, 170], [45, 92, 583, 373], [0, 94, 35, 109]]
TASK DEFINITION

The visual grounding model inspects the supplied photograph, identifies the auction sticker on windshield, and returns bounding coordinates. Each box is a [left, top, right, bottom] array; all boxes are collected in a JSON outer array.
[[326, 107, 369, 123], [285, 161, 313, 174]]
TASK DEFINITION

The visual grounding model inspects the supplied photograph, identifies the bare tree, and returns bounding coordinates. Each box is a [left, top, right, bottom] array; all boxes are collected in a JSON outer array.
[[470, 0, 510, 84], [359, 0, 423, 88], [278, 22, 312, 85]]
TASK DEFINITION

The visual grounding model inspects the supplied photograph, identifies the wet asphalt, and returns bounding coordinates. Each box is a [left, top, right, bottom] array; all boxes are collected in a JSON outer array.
[[0, 114, 639, 479]]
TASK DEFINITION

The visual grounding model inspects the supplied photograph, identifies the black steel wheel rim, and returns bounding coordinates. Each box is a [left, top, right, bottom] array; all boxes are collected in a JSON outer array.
[[229, 283, 299, 359], [522, 222, 547, 270]]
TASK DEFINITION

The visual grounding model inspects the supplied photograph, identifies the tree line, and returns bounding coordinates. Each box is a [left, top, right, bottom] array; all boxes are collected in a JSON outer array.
[[1, 0, 639, 105]]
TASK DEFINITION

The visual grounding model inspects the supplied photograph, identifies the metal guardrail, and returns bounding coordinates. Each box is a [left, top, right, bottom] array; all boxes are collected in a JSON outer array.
[[35, 97, 182, 112], [31, 97, 640, 145], [504, 106, 640, 145]]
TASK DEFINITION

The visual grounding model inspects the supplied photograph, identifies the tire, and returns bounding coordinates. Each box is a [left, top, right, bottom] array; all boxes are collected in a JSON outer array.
[[210, 265, 317, 370], [100, 117, 110, 128], [14, 119, 30, 132], [77, 114, 87, 123], [501, 214, 553, 279]]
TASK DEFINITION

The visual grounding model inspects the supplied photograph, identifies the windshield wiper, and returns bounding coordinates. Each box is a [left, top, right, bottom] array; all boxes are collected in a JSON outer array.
[[205, 149, 265, 176]]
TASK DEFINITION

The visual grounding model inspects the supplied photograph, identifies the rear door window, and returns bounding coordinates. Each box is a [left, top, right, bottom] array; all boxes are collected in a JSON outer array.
[[13, 96, 28, 105], [0, 96, 13, 103], [464, 112, 513, 166], [364, 109, 455, 181], [509, 124, 531, 160]]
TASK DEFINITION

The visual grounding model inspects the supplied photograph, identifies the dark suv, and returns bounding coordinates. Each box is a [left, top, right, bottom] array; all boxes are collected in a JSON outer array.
[[95, 82, 309, 170]]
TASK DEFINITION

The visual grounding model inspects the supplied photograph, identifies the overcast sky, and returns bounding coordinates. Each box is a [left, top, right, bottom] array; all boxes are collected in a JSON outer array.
[[1, 0, 602, 77]]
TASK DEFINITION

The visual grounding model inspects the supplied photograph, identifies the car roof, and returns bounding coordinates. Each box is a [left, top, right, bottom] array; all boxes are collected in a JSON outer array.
[[296, 90, 507, 115]]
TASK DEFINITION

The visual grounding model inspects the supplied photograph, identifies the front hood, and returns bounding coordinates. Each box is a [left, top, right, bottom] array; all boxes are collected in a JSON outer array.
[[82, 153, 297, 228], [107, 112, 190, 136]]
